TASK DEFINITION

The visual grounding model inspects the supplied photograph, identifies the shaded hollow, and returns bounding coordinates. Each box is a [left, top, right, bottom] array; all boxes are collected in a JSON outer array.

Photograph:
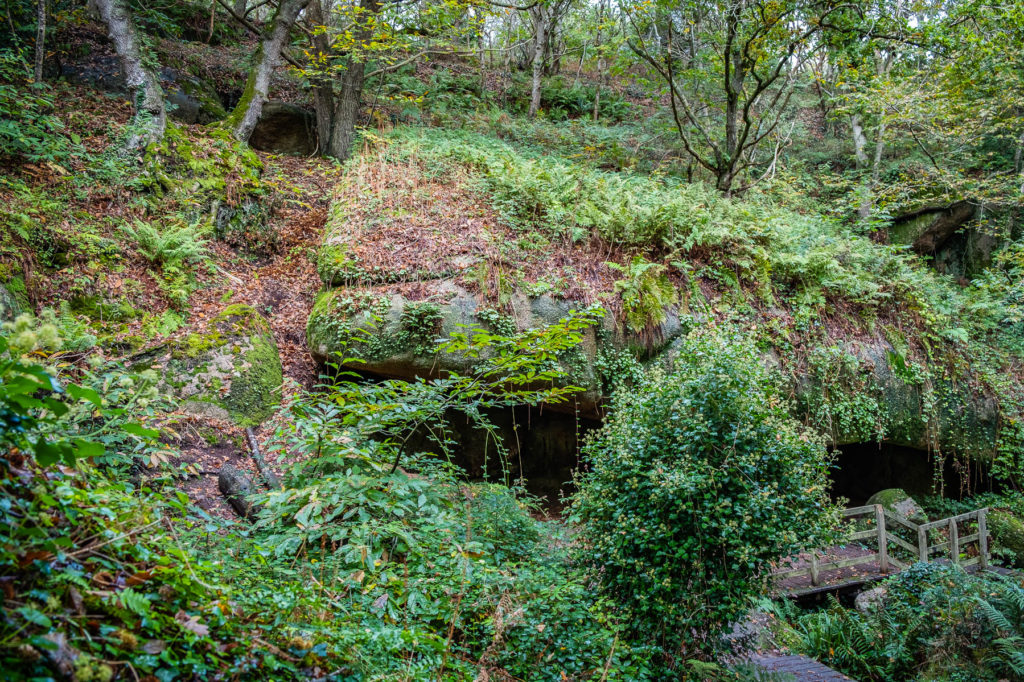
[[828, 442, 993, 505], [404, 406, 600, 507]]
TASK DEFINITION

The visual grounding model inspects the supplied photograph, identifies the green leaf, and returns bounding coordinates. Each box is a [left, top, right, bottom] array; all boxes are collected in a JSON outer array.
[[67, 384, 103, 407], [73, 439, 105, 458], [123, 423, 160, 439]]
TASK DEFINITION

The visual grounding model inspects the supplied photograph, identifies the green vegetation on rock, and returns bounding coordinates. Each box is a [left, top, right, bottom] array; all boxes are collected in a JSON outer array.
[[166, 304, 282, 426]]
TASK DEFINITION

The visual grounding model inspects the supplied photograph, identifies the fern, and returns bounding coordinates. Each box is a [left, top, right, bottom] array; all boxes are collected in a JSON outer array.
[[114, 587, 152, 618], [607, 256, 678, 334], [974, 576, 1024, 677], [120, 219, 208, 266]]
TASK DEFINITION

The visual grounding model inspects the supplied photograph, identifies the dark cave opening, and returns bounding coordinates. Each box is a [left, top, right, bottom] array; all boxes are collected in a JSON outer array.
[[828, 441, 993, 506], [426, 405, 601, 508]]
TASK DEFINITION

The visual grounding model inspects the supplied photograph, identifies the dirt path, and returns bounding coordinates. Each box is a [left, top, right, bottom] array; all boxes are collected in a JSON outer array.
[[168, 153, 338, 517]]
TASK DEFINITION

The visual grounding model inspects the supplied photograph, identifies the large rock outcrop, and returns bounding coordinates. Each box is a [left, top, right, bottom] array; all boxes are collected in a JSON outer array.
[[307, 281, 685, 417], [657, 334, 1000, 459], [62, 56, 227, 124], [890, 201, 997, 278], [249, 102, 317, 156]]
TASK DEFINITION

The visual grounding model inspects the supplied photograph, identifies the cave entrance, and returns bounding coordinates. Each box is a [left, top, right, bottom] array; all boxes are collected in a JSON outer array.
[[828, 442, 990, 505], [430, 406, 600, 510], [316, 367, 598, 509]]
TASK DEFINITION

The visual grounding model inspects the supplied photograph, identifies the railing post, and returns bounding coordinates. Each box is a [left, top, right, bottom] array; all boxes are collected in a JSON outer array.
[[875, 505, 889, 573], [978, 509, 989, 570], [918, 525, 929, 563], [810, 553, 820, 586], [949, 517, 960, 564]]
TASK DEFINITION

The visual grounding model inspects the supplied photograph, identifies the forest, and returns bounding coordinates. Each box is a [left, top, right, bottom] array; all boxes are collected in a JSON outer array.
[[1, 0, 1024, 679]]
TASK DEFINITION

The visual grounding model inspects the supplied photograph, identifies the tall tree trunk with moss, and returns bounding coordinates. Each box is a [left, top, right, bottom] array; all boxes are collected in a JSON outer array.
[[307, 0, 334, 153], [33, 0, 45, 82], [93, 0, 166, 151], [226, 0, 309, 143]]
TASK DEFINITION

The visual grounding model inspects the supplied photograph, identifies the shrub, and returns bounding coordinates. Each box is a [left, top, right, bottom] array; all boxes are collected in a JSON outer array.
[[0, 48, 75, 164], [570, 329, 840, 666]]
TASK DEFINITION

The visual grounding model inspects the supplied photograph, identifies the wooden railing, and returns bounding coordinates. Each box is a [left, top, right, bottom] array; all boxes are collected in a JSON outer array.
[[774, 505, 990, 588]]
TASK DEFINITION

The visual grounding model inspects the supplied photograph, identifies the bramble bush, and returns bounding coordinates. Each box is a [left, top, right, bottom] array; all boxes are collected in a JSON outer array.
[[570, 328, 840, 667]]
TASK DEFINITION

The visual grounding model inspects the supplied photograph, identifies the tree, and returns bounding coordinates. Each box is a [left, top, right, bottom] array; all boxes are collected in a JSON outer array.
[[301, 0, 477, 160], [302, 0, 383, 160], [93, 0, 166, 151], [225, 0, 310, 143], [33, 0, 45, 83], [623, 0, 849, 195], [817, 0, 917, 219], [526, 0, 572, 117], [571, 330, 839, 665]]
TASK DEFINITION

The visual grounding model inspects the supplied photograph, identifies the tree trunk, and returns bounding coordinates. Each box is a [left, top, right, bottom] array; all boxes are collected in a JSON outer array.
[[851, 114, 869, 167], [718, 12, 744, 195], [93, 0, 166, 151], [325, 0, 379, 160], [528, 7, 548, 118], [34, 0, 45, 83], [234, 0, 247, 18], [307, 0, 334, 153], [871, 118, 886, 185], [1015, 130, 1024, 175], [851, 113, 871, 219], [326, 55, 367, 160], [225, 0, 309, 143]]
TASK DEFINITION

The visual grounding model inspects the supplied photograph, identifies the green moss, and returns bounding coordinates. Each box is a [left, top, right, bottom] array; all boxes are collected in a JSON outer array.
[[0, 276, 29, 320], [143, 124, 264, 199], [222, 332, 283, 427], [866, 488, 928, 525], [178, 332, 221, 359], [212, 303, 271, 338], [222, 46, 262, 132], [167, 304, 282, 426], [317, 241, 359, 285], [70, 295, 138, 322]]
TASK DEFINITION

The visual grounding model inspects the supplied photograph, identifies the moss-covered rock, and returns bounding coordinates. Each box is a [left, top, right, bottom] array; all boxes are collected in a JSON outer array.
[[866, 488, 928, 525], [163, 304, 282, 426], [70, 295, 138, 322], [306, 282, 681, 416], [988, 508, 1024, 568], [0, 276, 29, 321]]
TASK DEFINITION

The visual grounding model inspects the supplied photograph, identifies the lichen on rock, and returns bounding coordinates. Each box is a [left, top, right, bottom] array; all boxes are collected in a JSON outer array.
[[163, 304, 282, 426], [0, 276, 29, 322]]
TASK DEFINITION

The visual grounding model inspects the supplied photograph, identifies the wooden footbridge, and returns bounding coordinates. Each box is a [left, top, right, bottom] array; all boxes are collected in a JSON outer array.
[[773, 505, 991, 597]]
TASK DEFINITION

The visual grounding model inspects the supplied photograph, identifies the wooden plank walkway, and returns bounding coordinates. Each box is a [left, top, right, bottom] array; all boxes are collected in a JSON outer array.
[[749, 653, 854, 681], [773, 505, 991, 596]]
